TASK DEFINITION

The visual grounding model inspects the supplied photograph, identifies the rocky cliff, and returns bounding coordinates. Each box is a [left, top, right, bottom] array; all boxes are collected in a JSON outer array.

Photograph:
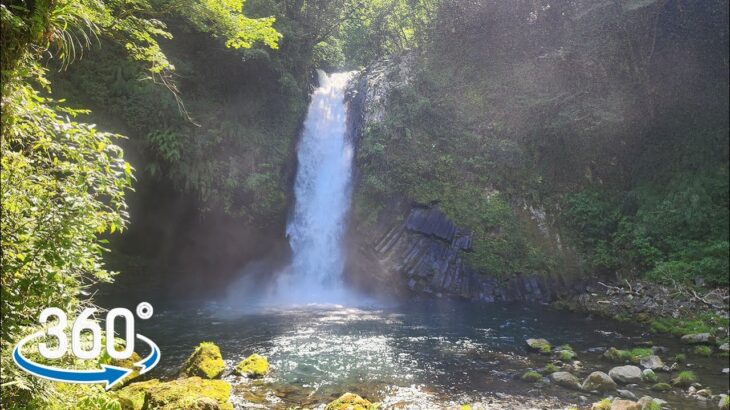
[[345, 55, 583, 303]]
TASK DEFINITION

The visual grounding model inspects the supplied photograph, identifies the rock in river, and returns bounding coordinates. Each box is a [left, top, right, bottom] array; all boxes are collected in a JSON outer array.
[[609, 365, 643, 384], [550, 371, 580, 390], [680, 333, 715, 344], [639, 355, 664, 371], [180, 342, 226, 379], [582, 371, 617, 392], [610, 399, 641, 410], [526, 338, 552, 354]]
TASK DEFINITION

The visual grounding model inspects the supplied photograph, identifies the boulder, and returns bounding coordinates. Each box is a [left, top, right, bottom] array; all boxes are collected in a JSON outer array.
[[550, 371, 580, 390], [526, 338, 552, 354], [609, 365, 643, 384], [611, 400, 641, 410], [325, 393, 377, 410], [116, 377, 233, 410], [718, 394, 729, 410], [617, 389, 637, 400], [233, 354, 269, 378], [180, 342, 226, 379], [681, 333, 715, 344], [639, 355, 664, 371], [582, 371, 617, 392]]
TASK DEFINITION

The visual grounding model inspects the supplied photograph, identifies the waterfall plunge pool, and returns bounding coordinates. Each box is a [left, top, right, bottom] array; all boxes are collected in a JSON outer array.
[[127, 300, 729, 409]]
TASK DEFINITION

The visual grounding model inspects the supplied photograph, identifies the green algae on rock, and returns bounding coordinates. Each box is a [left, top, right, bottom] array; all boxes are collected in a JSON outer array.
[[521, 370, 542, 382], [325, 392, 378, 410], [525, 338, 552, 354], [234, 353, 270, 378], [116, 377, 233, 410], [180, 342, 226, 379]]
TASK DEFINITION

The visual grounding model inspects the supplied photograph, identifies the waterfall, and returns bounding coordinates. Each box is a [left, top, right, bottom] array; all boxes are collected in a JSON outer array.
[[276, 71, 355, 303]]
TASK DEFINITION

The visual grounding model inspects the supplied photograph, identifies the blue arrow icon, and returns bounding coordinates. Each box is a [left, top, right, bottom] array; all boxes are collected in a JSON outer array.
[[134, 334, 161, 374], [12, 333, 133, 389]]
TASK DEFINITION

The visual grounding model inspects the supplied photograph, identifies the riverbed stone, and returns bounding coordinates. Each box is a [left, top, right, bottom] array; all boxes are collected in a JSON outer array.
[[180, 342, 226, 379], [609, 365, 643, 384], [641, 369, 657, 383], [581, 371, 617, 392], [617, 389, 637, 400], [611, 399, 641, 410], [681, 333, 715, 344], [639, 355, 664, 371], [526, 338, 552, 354], [718, 394, 729, 410], [719, 343, 729, 353], [233, 354, 269, 378], [604, 347, 628, 363], [550, 371, 580, 390], [650, 382, 671, 392], [325, 393, 377, 410]]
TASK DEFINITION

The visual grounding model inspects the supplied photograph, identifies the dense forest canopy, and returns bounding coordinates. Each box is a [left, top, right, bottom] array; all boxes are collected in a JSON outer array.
[[1, 0, 728, 408]]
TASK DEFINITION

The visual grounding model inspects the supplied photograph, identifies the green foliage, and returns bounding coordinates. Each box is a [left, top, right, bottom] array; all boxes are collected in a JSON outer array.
[[649, 314, 728, 337], [674, 353, 686, 363], [693, 345, 712, 357], [543, 363, 560, 375], [672, 370, 698, 387], [520, 370, 542, 383]]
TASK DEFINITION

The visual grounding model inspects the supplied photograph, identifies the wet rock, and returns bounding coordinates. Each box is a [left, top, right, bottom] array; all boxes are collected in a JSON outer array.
[[617, 389, 638, 400], [719, 343, 729, 353], [549, 371, 580, 390], [651, 346, 669, 354], [180, 342, 226, 379], [637, 396, 661, 409], [325, 393, 377, 410], [609, 365, 643, 384], [650, 383, 671, 392], [641, 369, 657, 383], [696, 389, 713, 398], [718, 394, 729, 410], [582, 371, 617, 392], [604, 347, 628, 363], [525, 338, 551, 354], [681, 333, 716, 344], [611, 399, 641, 410], [722, 368, 729, 375], [233, 354, 269, 378], [639, 355, 663, 371]]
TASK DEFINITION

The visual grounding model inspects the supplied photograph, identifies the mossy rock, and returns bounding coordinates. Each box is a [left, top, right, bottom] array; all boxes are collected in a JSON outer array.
[[115, 380, 161, 410], [558, 349, 576, 361], [110, 352, 143, 387], [521, 370, 542, 382], [142, 377, 233, 410], [180, 342, 226, 379], [671, 370, 697, 387], [525, 338, 552, 354], [650, 382, 672, 392], [233, 354, 269, 378], [325, 393, 378, 410]]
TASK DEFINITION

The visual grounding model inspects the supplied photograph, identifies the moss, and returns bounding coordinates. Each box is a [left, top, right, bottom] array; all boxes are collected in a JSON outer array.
[[693, 345, 712, 357], [543, 363, 560, 374], [521, 370, 542, 382], [651, 382, 672, 392], [721, 395, 730, 410], [644, 401, 661, 410], [109, 352, 142, 387], [526, 338, 552, 354], [142, 377, 233, 410], [628, 347, 652, 360], [591, 398, 612, 410], [642, 369, 657, 383], [672, 370, 698, 387], [650, 314, 729, 337], [603, 347, 652, 364], [558, 350, 576, 362], [460, 405, 472, 410], [234, 354, 269, 378], [325, 393, 378, 410], [180, 342, 225, 379], [115, 379, 161, 410], [674, 353, 686, 362]]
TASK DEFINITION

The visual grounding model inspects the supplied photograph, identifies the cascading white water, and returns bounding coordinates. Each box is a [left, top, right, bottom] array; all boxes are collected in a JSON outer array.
[[276, 71, 355, 303]]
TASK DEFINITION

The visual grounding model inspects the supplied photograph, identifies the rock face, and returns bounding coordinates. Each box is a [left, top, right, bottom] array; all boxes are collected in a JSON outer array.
[[680, 333, 715, 344], [608, 366, 643, 384], [180, 342, 226, 379], [346, 56, 580, 302], [582, 371, 617, 392], [550, 371, 580, 389]]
